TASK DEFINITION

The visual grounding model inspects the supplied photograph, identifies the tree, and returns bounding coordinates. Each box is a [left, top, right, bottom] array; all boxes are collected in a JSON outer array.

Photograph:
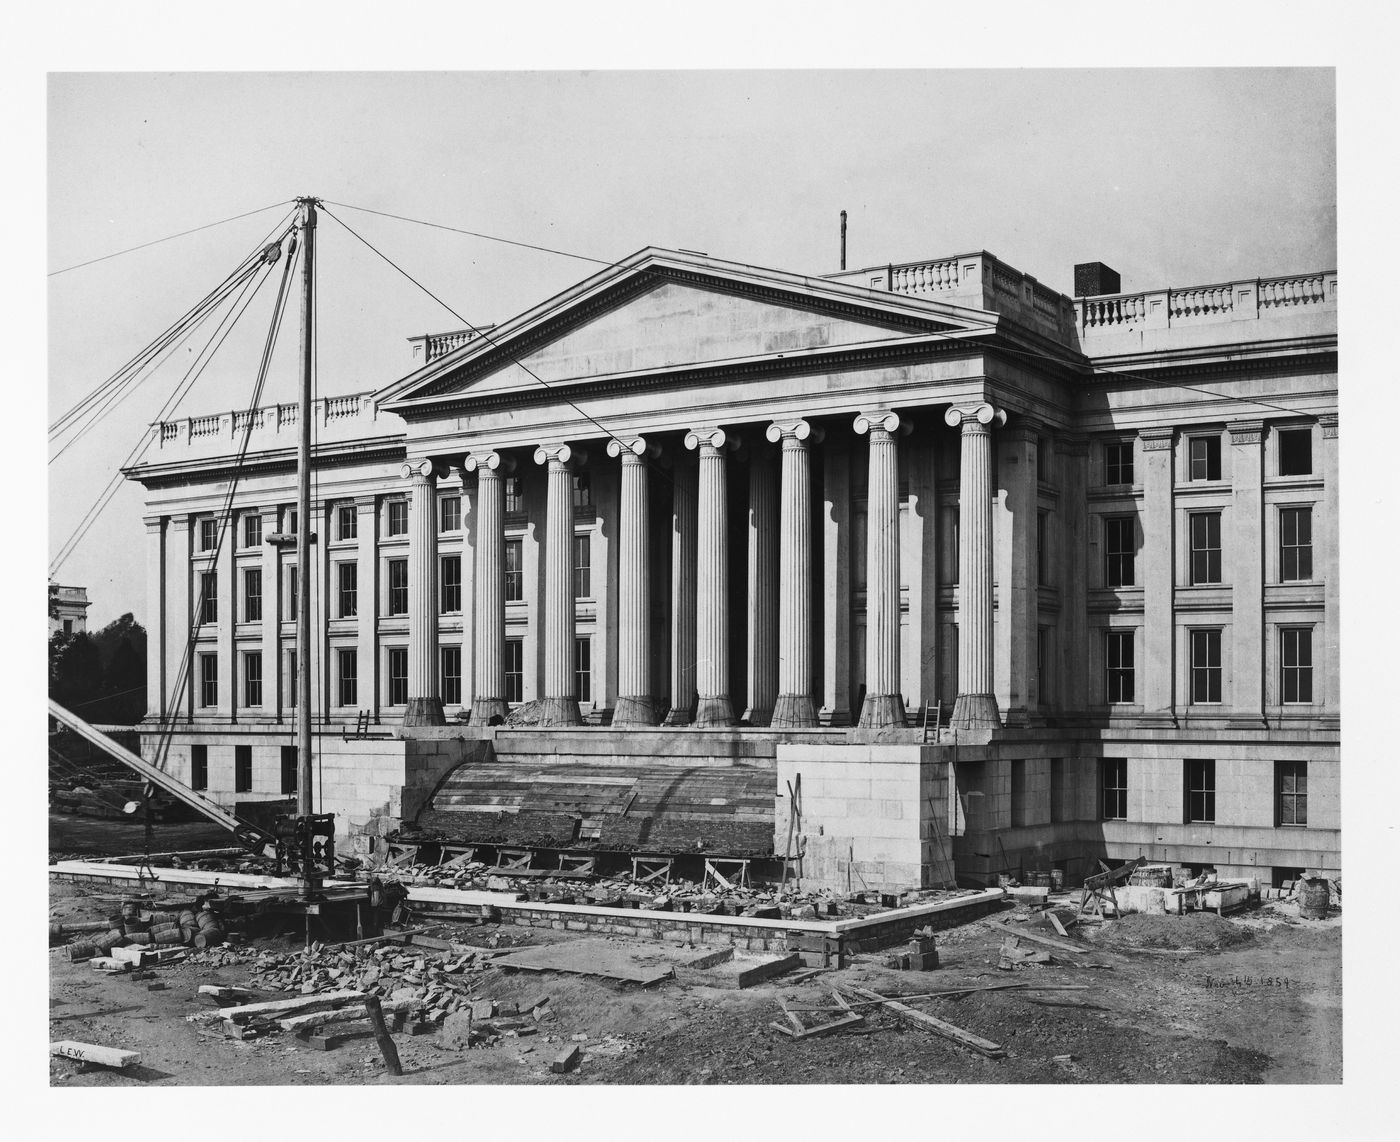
[[49, 613, 148, 724]]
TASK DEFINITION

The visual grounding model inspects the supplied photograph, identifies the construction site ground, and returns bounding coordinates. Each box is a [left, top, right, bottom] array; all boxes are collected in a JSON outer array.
[[47, 815, 1341, 1086]]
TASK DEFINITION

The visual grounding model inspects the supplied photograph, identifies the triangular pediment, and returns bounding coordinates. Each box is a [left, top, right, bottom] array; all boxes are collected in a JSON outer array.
[[379, 249, 995, 410]]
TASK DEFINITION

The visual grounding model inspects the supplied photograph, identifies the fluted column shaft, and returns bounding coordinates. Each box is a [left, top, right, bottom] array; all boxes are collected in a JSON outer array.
[[769, 420, 821, 728], [664, 460, 698, 724], [402, 460, 444, 726], [610, 437, 657, 726], [688, 428, 736, 727], [947, 405, 1003, 730], [745, 448, 778, 725], [534, 445, 582, 726], [467, 452, 508, 724], [855, 413, 906, 728]]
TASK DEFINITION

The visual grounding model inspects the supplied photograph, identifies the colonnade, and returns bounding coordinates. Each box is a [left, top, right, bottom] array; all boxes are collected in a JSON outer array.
[[398, 405, 1007, 731]]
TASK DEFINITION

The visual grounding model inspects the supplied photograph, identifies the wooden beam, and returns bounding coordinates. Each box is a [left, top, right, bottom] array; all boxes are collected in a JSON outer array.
[[991, 923, 1089, 955], [51, 1041, 141, 1068], [840, 985, 1006, 1058]]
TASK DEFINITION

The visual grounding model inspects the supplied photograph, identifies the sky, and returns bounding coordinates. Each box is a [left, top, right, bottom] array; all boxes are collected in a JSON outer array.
[[46, 67, 1337, 629]]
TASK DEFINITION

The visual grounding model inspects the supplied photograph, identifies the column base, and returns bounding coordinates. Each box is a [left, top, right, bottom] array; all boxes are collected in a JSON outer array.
[[471, 697, 509, 725], [537, 696, 583, 727], [661, 704, 694, 726], [612, 695, 659, 728], [771, 693, 819, 729], [694, 695, 736, 728], [857, 693, 907, 729], [403, 697, 446, 727], [949, 692, 1000, 731]]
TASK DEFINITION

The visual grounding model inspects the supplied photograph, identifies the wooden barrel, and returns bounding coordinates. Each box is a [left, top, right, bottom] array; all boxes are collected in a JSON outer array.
[[1299, 877, 1330, 920], [178, 910, 197, 927], [150, 924, 184, 945], [193, 930, 225, 949], [196, 911, 221, 932]]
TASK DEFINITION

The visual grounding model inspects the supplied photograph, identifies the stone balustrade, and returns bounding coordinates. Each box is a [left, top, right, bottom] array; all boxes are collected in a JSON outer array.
[[407, 325, 499, 366], [153, 392, 397, 455], [1080, 270, 1337, 337]]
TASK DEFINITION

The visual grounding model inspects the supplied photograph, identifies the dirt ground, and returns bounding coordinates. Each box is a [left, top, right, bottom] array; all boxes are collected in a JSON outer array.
[[47, 877, 1341, 1087]]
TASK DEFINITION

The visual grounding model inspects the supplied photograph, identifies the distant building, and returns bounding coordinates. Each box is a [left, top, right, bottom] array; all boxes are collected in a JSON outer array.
[[49, 582, 90, 637], [123, 246, 1338, 890]]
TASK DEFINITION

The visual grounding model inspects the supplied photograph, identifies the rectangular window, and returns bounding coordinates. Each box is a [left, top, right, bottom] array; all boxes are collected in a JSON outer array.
[[200, 517, 218, 551], [1190, 629, 1223, 704], [505, 476, 524, 514], [1104, 516, 1136, 587], [387, 500, 408, 536], [337, 504, 358, 541], [286, 507, 298, 535], [504, 639, 524, 703], [441, 646, 462, 705], [1105, 440, 1134, 485], [1280, 627, 1314, 704], [244, 651, 262, 707], [572, 473, 591, 510], [388, 648, 409, 705], [287, 651, 297, 708], [338, 562, 358, 618], [338, 648, 358, 707], [243, 514, 262, 548], [574, 534, 591, 598], [1036, 512, 1048, 586], [190, 744, 208, 791], [286, 565, 298, 620], [234, 745, 252, 794], [440, 495, 461, 533], [1278, 428, 1313, 476], [244, 568, 262, 622], [575, 637, 592, 702], [199, 654, 218, 707], [280, 746, 298, 796], [1100, 758, 1127, 821], [1184, 759, 1216, 823], [1280, 506, 1313, 582], [441, 555, 462, 613], [505, 539, 524, 602], [1276, 760, 1308, 827], [1105, 630, 1135, 704], [200, 571, 218, 624], [1188, 435, 1221, 481], [388, 559, 408, 616], [1189, 512, 1222, 585]]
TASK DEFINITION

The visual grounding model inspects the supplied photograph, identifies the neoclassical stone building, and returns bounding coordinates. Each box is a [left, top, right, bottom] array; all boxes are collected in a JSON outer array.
[[125, 246, 1339, 890]]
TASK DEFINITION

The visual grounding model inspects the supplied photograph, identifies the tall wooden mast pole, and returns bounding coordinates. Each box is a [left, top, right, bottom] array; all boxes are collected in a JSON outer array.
[[296, 197, 317, 817]]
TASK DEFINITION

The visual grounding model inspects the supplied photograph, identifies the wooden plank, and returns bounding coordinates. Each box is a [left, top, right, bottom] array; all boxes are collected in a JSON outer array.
[[277, 998, 420, 1032], [841, 985, 1006, 1058], [221, 989, 365, 1025], [991, 923, 1089, 955], [1047, 912, 1070, 938], [768, 1012, 865, 1040], [51, 1041, 141, 1068]]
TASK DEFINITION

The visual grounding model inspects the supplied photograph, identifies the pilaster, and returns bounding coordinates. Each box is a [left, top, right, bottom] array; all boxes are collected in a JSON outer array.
[[994, 424, 1036, 727], [144, 517, 165, 721], [664, 456, 698, 725], [168, 516, 192, 722], [217, 515, 235, 720], [903, 433, 938, 718], [353, 495, 379, 722], [1228, 420, 1266, 727], [1138, 425, 1177, 726], [743, 443, 779, 726], [533, 443, 583, 726], [820, 441, 853, 726], [1320, 413, 1340, 721], [1056, 435, 1090, 715]]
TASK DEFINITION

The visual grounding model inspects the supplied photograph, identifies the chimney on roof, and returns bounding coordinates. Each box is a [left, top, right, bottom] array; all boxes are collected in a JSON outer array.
[[1074, 261, 1121, 297], [839, 210, 848, 272]]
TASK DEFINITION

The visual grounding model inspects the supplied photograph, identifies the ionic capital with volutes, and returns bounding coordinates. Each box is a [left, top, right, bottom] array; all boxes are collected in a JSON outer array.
[[943, 403, 1006, 432], [684, 427, 737, 454], [399, 457, 435, 482], [853, 411, 907, 438], [606, 435, 660, 462], [464, 449, 515, 475], [765, 419, 825, 447], [533, 442, 575, 468]]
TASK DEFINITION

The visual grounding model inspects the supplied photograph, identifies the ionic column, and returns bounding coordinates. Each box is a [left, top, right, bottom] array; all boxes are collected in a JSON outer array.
[[466, 450, 511, 724], [685, 427, 736, 727], [663, 457, 698, 725], [401, 459, 444, 726], [745, 445, 779, 726], [768, 418, 823, 728], [946, 403, 1005, 731], [608, 436, 659, 727], [854, 412, 907, 729], [533, 444, 582, 727]]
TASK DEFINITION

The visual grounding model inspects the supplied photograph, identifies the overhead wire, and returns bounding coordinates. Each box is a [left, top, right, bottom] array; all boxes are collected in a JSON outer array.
[[48, 199, 294, 278], [50, 207, 298, 448]]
